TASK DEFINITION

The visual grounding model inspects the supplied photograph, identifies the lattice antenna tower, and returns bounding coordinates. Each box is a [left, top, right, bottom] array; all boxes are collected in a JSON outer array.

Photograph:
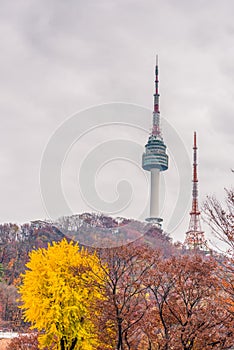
[[184, 132, 208, 250]]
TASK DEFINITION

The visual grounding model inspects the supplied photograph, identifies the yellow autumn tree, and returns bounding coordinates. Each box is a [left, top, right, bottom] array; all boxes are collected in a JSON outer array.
[[19, 239, 107, 350]]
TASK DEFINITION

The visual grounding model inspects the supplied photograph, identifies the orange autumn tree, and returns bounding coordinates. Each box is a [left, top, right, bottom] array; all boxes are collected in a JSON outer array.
[[144, 254, 233, 350], [18, 239, 107, 350], [203, 188, 234, 317], [94, 243, 156, 350]]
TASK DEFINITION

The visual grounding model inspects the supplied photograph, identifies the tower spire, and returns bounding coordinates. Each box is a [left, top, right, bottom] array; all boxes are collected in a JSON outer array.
[[184, 132, 208, 250], [191, 132, 199, 214], [152, 54, 161, 138], [154, 54, 160, 113]]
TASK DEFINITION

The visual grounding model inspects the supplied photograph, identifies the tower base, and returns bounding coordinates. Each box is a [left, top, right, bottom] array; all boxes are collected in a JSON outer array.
[[146, 217, 163, 228], [184, 230, 209, 251]]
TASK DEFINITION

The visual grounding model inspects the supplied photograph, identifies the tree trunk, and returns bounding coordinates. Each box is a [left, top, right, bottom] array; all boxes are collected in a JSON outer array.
[[70, 337, 78, 350], [60, 337, 65, 350], [60, 337, 78, 350], [124, 331, 131, 349], [117, 319, 124, 350]]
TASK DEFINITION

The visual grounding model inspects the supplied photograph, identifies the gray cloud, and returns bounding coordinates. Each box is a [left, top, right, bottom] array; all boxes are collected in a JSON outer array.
[[0, 0, 233, 245]]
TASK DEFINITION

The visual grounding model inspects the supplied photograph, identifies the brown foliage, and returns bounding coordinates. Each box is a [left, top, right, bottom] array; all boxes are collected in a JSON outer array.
[[217, 257, 234, 319], [95, 243, 157, 350], [143, 254, 233, 350], [0, 282, 23, 329], [6, 333, 39, 350], [0, 339, 11, 350]]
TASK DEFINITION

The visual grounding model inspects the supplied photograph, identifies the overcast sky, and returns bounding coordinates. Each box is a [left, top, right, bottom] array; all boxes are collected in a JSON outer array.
[[0, 0, 233, 245]]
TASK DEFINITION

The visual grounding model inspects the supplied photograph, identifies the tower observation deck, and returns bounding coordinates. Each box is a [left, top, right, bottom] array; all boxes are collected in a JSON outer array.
[[142, 56, 168, 227]]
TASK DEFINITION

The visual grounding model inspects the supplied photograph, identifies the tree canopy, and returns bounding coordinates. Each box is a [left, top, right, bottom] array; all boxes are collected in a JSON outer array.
[[19, 239, 107, 350]]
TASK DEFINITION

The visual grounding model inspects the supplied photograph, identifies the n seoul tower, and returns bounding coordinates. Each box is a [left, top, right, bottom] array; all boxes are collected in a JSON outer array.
[[142, 56, 168, 227]]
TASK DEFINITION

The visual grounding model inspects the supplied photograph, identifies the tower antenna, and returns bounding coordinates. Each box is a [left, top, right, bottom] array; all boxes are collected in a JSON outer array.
[[184, 132, 208, 250]]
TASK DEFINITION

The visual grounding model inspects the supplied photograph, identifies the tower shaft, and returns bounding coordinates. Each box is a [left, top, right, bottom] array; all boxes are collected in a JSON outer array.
[[184, 132, 207, 250], [150, 168, 160, 218]]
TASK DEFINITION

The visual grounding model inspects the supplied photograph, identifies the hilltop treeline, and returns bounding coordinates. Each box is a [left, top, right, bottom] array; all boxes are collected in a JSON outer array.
[[0, 214, 171, 331]]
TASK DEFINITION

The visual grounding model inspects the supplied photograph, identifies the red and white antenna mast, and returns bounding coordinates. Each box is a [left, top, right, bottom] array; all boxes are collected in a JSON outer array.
[[184, 132, 208, 250], [191, 132, 199, 217]]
